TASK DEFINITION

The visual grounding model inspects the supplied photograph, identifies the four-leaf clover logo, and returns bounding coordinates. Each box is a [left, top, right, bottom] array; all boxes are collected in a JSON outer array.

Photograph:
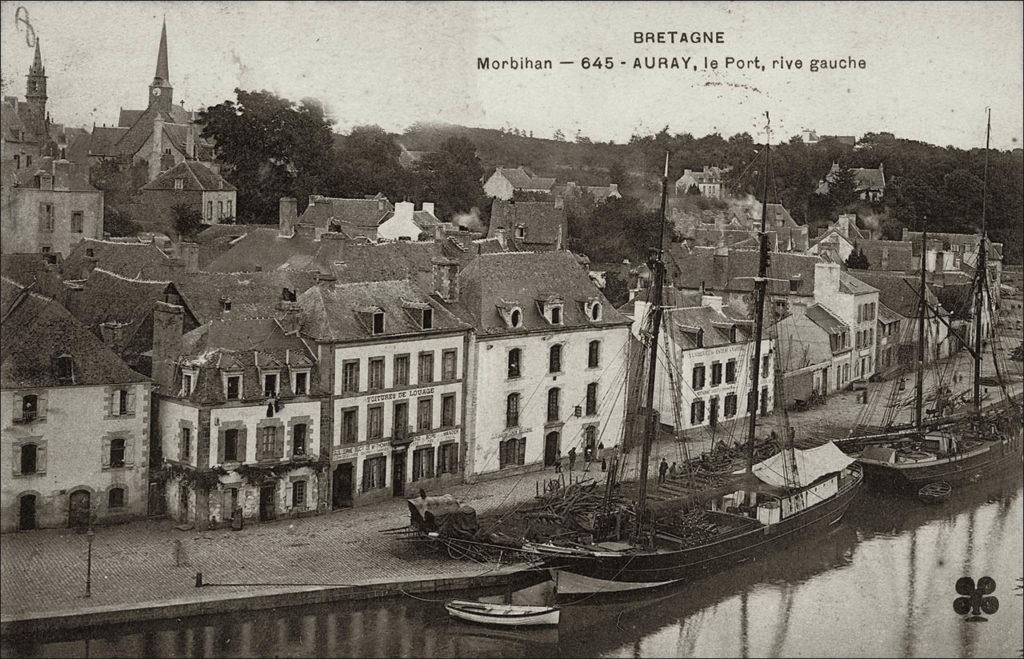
[[954, 576, 999, 622]]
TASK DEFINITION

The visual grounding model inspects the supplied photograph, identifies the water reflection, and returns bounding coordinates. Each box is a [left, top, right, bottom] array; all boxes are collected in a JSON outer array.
[[3, 471, 1021, 658]]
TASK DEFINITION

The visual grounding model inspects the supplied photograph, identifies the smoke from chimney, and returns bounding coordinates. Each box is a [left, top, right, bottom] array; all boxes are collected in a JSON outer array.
[[454, 207, 484, 232]]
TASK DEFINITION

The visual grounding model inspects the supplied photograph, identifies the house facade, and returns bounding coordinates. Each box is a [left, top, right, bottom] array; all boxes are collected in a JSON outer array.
[[377, 201, 441, 241], [2, 278, 151, 532], [297, 271, 471, 508], [483, 166, 556, 200], [444, 252, 631, 478], [133, 160, 236, 236], [674, 166, 724, 198]]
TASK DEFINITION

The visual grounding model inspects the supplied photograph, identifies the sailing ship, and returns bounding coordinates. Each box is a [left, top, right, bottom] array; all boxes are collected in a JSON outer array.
[[526, 115, 864, 595], [847, 111, 1023, 489]]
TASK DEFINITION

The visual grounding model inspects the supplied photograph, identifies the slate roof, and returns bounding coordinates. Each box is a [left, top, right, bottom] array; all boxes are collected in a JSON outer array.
[[0, 253, 66, 300], [667, 246, 821, 297], [776, 312, 833, 372], [902, 231, 1004, 261], [298, 279, 469, 343], [857, 240, 913, 271], [839, 272, 878, 296], [74, 268, 181, 338], [64, 238, 177, 280], [847, 269, 940, 318], [299, 195, 393, 230], [487, 200, 568, 249], [805, 303, 848, 334], [174, 270, 319, 324], [14, 157, 96, 192], [1, 276, 148, 389], [492, 166, 556, 191], [195, 224, 252, 245], [82, 126, 129, 156], [446, 251, 629, 336], [204, 228, 322, 273], [142, 160, 235, 192], [663, 305, 749, 350]]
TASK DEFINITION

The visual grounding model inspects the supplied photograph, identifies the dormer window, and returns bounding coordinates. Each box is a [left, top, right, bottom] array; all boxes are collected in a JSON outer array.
[[54, 354, 75, 382], [497, 302, 524, 329], [372, 310, 385, 335], [515, 225, 526, 240], [789, 277, 801, 293], [549, 305, 562, 325], [729, 326, 738, 343], [281, 288, 297, 302], [292, 369, 310, 396], [421, 308, 433, 330], [696, 329, 705, 348], [510, 309, 521, 327], [180, 369, 196, 396], [584, 299, 603, 322], [263, 372, 279, 397], [225, 374, 242, 400], [86, 248, 95, 258], [173, 178, 184, 190], [221, 298, 232, 312]]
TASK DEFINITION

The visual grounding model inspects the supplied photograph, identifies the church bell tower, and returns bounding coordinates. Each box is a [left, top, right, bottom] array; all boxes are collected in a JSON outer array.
[[25, 39, 48, 139], [148, 19, 173, 112]]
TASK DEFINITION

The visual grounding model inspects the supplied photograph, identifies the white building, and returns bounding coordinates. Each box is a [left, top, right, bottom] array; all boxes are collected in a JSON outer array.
[[297, 268, 471, 508], [483, 166, 556, 200], [632, 292, 775, 432], [377, 201, 441, 241], [2, 277, 151, 532], [674, 166, 724, 198], [813, 262, 880, 382], [151, 307, 326, 527], [442, 252, 632, 477]]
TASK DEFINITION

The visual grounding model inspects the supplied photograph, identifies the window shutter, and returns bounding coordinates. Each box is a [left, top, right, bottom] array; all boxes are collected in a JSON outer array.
[[274, 428, 284, 458], [111, 391, 120, 416], [12, 445, 21, 475], [517, 437, 526, 465], [37, 393, 47, 420], [127, 390, 137, 414], [37, 444, 47, 473], [101, 437, 111, 468], [13, 397, 23, 422], [239, 428, 248, 463], [124, 439, 134, 465], [217, 430, 226, 463]]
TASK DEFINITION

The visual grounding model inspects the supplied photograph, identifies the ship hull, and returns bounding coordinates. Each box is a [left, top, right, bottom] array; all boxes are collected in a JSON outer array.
[[858, 437, 1023, 490], [544, 468, 863, 595]]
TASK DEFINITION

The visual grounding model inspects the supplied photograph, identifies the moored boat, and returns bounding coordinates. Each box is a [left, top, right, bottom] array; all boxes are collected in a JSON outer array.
[[444, 599, 560, 626], [917, 481, 951, 504]]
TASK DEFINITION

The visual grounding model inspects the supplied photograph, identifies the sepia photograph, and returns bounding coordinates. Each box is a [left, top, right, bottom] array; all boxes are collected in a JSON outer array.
[[0, 1, 1021, 657]]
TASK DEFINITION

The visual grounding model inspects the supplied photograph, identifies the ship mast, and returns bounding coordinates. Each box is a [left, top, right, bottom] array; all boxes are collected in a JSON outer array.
[[972, 108, 991, 415], [915, 225, 927, 430], [746, 113, 771, 473], [633, 151, 670, 544]]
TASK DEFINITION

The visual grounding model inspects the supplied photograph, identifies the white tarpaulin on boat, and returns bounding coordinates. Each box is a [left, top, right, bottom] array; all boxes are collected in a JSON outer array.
[[734, 442, 856, 489]]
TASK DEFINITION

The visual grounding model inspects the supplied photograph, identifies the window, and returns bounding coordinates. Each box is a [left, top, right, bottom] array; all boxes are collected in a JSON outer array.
[[510, 308, 522, 328], [372, 311, 385, 335], [585, 383, 598, 416], [413, 446, 435, 481], [729, 326, 738, 342], [293, 424, 307, 456], [515, 226, 526, 240], [394, 355, 410, 386], [181, 372, 193, 396], [417, 397, 433, 431], [226, 375, 241, 400], [221, 298, 232, 312], [438, 443, 459, 475], [292, 481, 306, 508], [341, 409, 358, 443], [418, 352, 434, 383], [39, 203, 54, 232], [13, 155, 18, 169], [550, 306, 562, 325], [217, 201, 224, 219], [549, 344, 562, 373], [695, 329, 704, 348], [690, 399, 705, 424], [584, 426, 597, 453], [547, 388, 561, 422], [393, 401, 409, 438], [342, 361, 360, 393], [181, 427, 192, 461], [507, 348, 522, 378], [109, 438, 126, 468], [724, 393, 737, 417], [263, 373, 278, 397], [20, 443, 38, 474], [20, 395, 39, 422], [725, 360, 736, 383], [108, 487, 125, 509], [293, 371, 308, 396], [761, 355, 770, 377], [499, 437, 527, 469], [258, 426, 279, 460], [362, 456, 386, 490], [55, 354, 74, 382], [368, 358, 385, 391], [207, 201, 213, 220], [711, 362, 722, 386], [227, 200, 233, 217], [588, 341, 600, 368], [71, 211, 84, 233], [442, 350, 457, 381], [223, 429, 239, 462], [590, 302, 602, 321], [692, 365, 706, 390], [368, 406, 384, 440], [25, 155, 31, 167], [173, 178, 184, 190], [421, 308, 433, 330], [441, 394, 456, 428], [506, 393, 520, 428], [760, 387, 770, 415]]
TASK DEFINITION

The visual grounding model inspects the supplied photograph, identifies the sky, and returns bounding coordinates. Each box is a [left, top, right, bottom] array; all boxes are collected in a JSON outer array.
[[1, 1, 1022, 150]]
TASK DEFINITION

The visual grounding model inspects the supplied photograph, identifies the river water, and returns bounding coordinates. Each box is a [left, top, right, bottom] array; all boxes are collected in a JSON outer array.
[[4, 471, 1022, 658]]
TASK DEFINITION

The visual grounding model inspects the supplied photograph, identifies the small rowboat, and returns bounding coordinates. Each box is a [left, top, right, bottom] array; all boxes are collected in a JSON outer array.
[[444, 599, 560, 627], [918, 481, 951, 504]]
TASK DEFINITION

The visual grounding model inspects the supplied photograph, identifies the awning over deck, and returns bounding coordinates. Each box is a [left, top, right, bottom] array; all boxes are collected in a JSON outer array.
[[735, 442, 856, 488]]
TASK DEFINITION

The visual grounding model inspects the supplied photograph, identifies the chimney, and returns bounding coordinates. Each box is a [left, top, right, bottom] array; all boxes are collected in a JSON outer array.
[[394, 201, 415, 223], [152, 301, 184, 392], [814, 261, 842, 300], [63, 281, 83, 314], [279, 197, 298, 236], [294, 224, 316, 239], [315, 271, 336, 285], [701, 293, 724, 313], [185, 125, 195, 159], [178, 242, 199, 273], [421, 202, 435, 216], [496, 227, 507, 249], [712, 246, 728, 287], [80, 255, 98, 279], [151, 115, 164, 180], [554, 195, 564, 209], [52, 160, 71, 190], [608, 183, 618, 195], [432, 258, 460, 303]]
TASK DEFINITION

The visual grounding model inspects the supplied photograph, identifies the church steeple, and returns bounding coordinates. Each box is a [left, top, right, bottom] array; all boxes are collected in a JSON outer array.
[[148, 19, 173, 111], [25, 39, 48, 139], [27, 39, 47, 100]]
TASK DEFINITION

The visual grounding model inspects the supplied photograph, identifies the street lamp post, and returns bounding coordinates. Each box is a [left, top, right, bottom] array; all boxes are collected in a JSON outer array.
[[85, 527, 95, 598]]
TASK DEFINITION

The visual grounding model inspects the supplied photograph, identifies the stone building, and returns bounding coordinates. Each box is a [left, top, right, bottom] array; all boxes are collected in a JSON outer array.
[[1, 277, 151, 532], [674, 166, 724, 198], [132, 160, 236, 236], [482, 166, 556, 200]]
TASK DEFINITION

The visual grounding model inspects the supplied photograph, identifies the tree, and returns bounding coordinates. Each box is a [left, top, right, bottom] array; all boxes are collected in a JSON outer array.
[[102, 208, 141, 238], [826, 166, 859, 210], [553, 129, 566, 142], [200, 89, 336, 222], [845, 245, 870, 269], [331, 125, 410, 201], [608, 161, 627, 187], [172, 204, 205, 241], [415, 136, 484, 220], [602, 272, 629, 307]]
